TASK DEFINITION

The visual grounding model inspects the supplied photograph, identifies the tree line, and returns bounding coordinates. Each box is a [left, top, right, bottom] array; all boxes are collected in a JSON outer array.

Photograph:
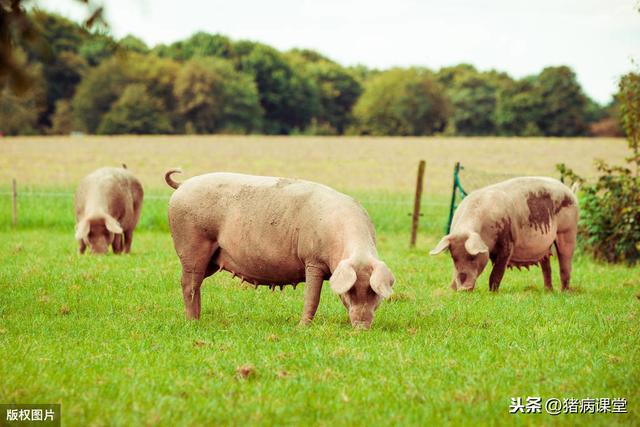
[[0, 10, 624, 137]]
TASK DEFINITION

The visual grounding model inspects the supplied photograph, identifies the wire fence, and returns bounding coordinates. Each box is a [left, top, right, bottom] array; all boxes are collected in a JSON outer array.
[[4, 165, 584, 239], [0, 190, 451, 206], [0, 185, 454, 239]]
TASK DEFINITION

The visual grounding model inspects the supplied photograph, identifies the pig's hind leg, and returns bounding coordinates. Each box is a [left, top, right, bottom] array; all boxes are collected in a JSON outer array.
[[555, 230, 576, 291], [177, 237, 217, 320]]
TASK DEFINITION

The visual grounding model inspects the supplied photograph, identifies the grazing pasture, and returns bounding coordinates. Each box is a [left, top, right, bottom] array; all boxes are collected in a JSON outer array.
[[0, 136, 638, 425]]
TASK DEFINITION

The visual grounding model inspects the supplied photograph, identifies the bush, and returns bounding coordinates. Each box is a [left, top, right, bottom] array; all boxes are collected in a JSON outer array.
[[557, 72, 640, 264]]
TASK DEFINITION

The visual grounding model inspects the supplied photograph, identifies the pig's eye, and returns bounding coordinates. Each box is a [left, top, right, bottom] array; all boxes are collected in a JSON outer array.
[[466, 254, 475, 261]]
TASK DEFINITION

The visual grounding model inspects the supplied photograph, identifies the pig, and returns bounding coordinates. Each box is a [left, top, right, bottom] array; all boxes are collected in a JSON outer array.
[[430, 177, 578, 292], [74, 166, 144, 254], [164, 169, 395, 329]]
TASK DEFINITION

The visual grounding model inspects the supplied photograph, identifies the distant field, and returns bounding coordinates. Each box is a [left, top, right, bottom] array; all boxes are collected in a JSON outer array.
[[0, 135, 630, 194], [1, 136, 638, 426]]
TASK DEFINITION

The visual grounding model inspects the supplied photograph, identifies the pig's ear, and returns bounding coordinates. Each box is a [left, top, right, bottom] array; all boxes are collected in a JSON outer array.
[[465, 232, 488, 255], [104, 215, 123, 235], [370, 261, 394, 299], [75, 219, 90, 240], [429, 235, 451, 255], [329, 260, 357, 295]]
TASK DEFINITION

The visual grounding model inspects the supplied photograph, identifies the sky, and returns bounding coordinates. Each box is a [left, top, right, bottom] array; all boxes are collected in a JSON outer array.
[[42, 0, 640, 104]]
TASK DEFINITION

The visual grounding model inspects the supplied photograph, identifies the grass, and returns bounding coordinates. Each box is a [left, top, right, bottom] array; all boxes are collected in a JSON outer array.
[[0, 136, 639, 425]]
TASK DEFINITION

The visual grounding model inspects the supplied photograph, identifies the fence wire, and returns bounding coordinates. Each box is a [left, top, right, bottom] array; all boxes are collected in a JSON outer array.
[[0, 191, 450, 206]]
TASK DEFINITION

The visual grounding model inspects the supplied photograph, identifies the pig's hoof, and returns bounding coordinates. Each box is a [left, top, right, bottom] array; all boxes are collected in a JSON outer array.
[[298, 318, 313, 327]]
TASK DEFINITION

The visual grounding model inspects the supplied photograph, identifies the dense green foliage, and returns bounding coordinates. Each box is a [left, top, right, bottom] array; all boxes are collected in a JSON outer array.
[[174, 57, 262, 134], [0, 10, 623, 136], [354, 68, 450, 136], [558, 72, 640, 264], [97, 83, 173, 134], [437, 65, 509, 135]]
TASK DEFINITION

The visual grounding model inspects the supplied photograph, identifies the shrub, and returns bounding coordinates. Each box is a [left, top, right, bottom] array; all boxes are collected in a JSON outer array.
[[557, 72, 640, 264]]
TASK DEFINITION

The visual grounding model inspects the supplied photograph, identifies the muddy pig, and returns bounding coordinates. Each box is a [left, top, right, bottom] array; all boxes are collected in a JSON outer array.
[[75, 166, 144, 254], [165, 170, 395, 329], [430, 177, 578, 291]]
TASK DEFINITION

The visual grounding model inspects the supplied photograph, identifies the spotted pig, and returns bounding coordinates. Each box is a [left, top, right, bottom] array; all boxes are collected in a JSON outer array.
[[430, 177, 579, 292]]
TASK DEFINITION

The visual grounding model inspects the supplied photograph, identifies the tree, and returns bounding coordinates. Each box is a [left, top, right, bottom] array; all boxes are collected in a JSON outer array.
[[287, 52, 362, 134], [72, 53, 180, 133], [50, 99, 74, 134], [155, 32, 234, 61], [78, 33, 116, 66], [238, 44, 319, 134], [0, 58, 47, 135], [119, 35, 148, 54], [536, 66, 589, 136], [71, 56, 132, 133], [495, 77, 544, 136], [97, 83, 172, 134], [16, 11, 90, 127], [437, 65, 510, 135], [353, 68, 451, 136], [173, 57, 263, 133], [0, 85, 42, 135]]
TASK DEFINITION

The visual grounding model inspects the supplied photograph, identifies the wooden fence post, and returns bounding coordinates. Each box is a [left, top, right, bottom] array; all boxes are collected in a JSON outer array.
[[410, 160, 426, 247], [12, 179, 17, 226]]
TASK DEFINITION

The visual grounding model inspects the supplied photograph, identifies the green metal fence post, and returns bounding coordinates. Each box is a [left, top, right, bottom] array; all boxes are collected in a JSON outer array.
[[446, 162, 460, 234]]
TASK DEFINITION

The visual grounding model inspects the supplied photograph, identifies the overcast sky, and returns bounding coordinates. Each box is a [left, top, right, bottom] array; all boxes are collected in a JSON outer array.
[[43, 0, 639, 103]]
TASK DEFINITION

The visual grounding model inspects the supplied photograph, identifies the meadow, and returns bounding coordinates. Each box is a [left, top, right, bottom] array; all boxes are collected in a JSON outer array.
[[0, 136, 638, 426]]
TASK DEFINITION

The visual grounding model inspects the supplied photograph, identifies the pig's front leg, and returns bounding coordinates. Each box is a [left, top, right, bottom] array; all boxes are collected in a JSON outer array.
[[79, 240, 86, 254], [300, 265, 325, 325], [556, 230, 576, 291], [124, 230, 134, 253], [489, 245, 513, 292], [112, 234, 124, 254]]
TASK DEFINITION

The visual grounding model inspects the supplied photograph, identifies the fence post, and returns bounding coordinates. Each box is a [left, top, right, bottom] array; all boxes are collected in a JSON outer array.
[[410, 160, 426, 247], [12, 178, 17, 226]]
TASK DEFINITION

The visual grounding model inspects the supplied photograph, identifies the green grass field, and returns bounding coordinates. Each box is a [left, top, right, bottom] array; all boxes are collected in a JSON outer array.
[[1, 136, 638, 425]]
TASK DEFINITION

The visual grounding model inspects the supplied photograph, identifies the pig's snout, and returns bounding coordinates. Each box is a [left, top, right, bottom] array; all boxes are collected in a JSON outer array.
[[348, 306, 374, 329], [455, 272, 476, 291]]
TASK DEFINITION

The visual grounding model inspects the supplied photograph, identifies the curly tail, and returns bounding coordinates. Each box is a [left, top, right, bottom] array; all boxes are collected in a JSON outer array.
[[165, 168, 183, 190]]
